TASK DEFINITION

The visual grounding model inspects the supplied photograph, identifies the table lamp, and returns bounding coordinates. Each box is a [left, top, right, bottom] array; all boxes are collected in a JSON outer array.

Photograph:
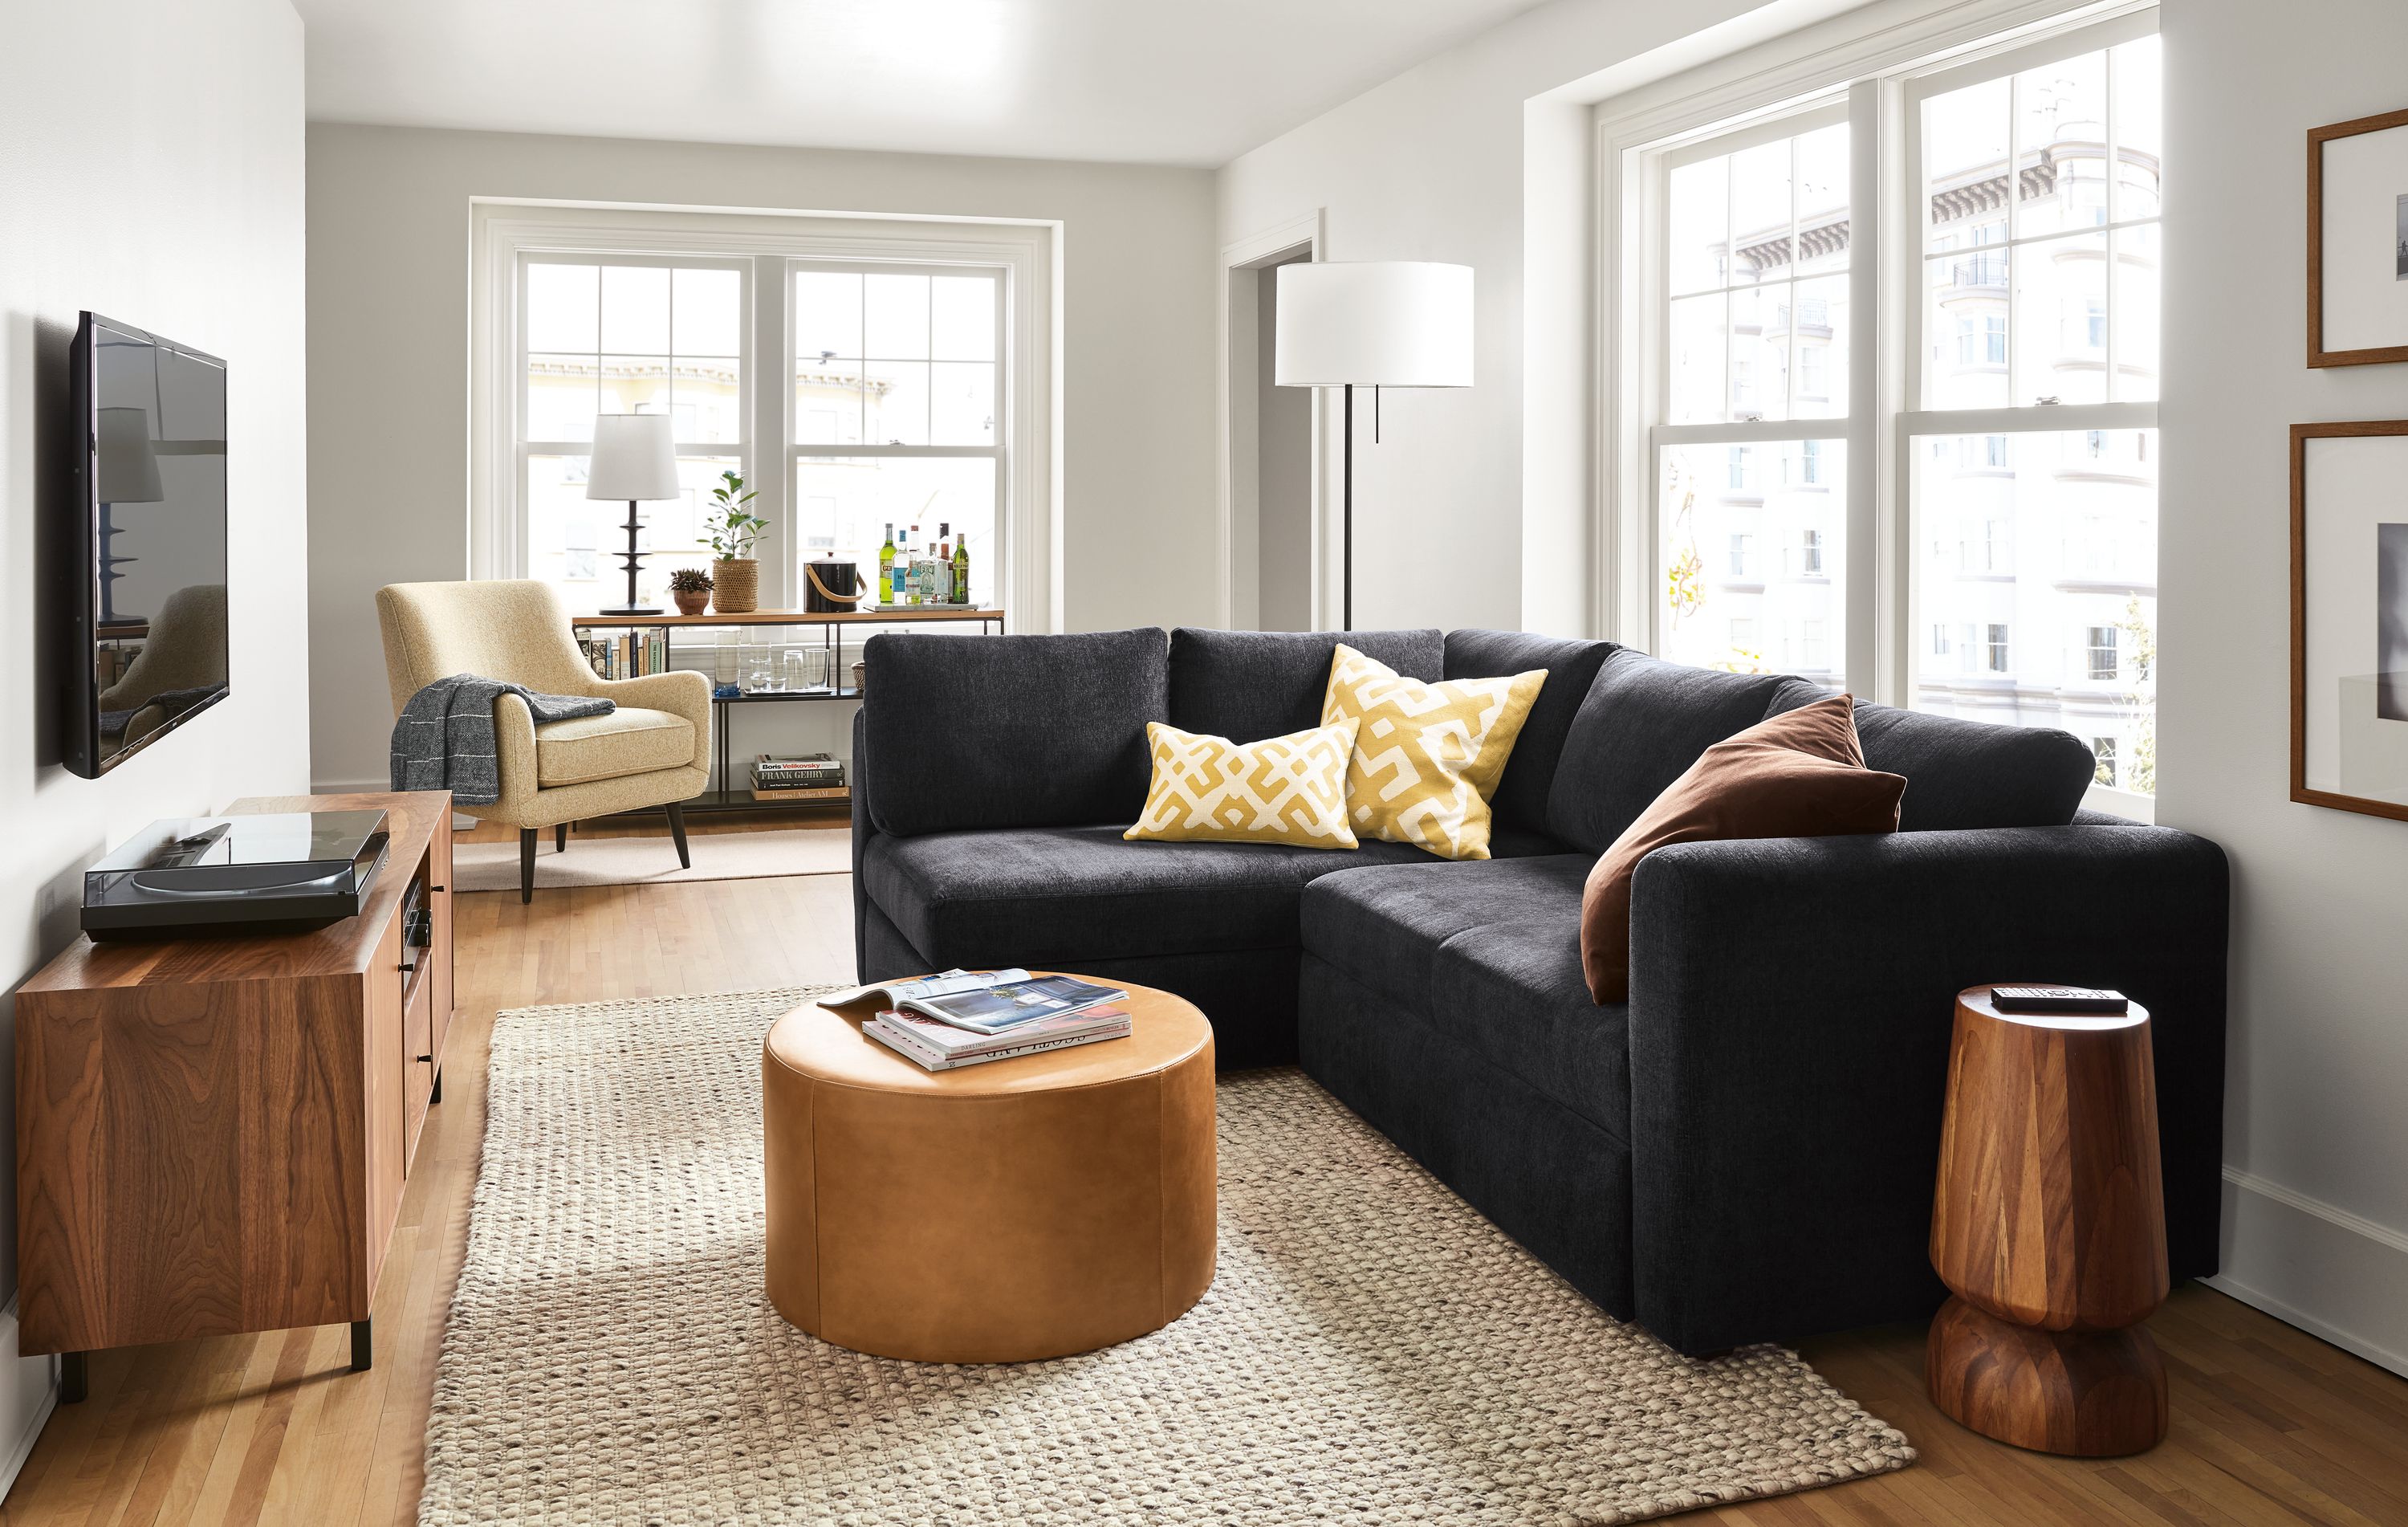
[[587, 413, 679, 615], [1274, 261, 1473, 630]]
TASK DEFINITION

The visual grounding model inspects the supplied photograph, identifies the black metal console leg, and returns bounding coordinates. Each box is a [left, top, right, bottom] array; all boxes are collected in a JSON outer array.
[[555, 822, 567, 853], [351, 1318, 372, 1373], [519, 828, 537, 903], [666, 800, 691, 869], [59, 1352, 87, 1404]]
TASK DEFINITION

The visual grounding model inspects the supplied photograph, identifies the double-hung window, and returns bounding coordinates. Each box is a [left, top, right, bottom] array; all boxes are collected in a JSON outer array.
[[791, 266, 1003, 604], [521, 257, 746, 602], [1655, 106, 1852, 681], [1625, 6, 2161, 807]]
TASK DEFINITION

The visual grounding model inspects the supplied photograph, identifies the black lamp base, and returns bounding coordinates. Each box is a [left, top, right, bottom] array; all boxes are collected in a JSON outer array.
[[605, 497, 656, 616]]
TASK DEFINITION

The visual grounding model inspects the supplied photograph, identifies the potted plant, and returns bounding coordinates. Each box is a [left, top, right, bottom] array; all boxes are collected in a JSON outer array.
[[702, 470, 767, 613], [668, 566, 714, 616]]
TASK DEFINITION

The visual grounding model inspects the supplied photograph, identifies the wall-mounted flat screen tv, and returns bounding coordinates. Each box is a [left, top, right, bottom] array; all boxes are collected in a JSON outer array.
[[65, 313, 229, 778]]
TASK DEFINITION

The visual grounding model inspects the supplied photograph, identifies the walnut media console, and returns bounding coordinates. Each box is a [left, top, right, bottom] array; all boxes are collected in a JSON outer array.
[[14, 791, 455, 1402]]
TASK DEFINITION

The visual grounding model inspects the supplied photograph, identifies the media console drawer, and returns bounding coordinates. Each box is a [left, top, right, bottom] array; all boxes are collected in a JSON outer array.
[[14, 790, 457, 1390]]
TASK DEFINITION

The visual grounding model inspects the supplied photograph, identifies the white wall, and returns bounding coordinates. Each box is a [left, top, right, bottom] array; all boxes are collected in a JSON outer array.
[[307, 124, 1218, 791], [0, 0, 309, 1476], [2159, 0, 2408, 1374], [1216, 0, 1852, 635]]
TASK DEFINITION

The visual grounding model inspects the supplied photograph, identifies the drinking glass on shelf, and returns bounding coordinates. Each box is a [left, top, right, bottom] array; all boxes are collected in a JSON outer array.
[[743, 643, 775, 694], [783, 649, 816, 694]]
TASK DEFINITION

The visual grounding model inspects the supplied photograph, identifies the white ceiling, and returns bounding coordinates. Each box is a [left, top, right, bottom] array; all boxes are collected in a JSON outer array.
[[292, 0, 1552, 168]]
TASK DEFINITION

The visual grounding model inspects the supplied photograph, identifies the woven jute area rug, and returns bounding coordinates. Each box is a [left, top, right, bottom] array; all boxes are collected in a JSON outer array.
[[423, 987, 1913, 1525]]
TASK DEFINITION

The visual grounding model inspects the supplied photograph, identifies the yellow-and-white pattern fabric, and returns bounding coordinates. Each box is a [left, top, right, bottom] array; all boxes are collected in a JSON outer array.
[[1125, 719, 1362, 849], [1320, 644, 1546, 861]]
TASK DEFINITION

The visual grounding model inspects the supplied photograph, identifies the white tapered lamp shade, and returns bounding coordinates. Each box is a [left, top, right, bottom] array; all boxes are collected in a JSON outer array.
[[1270, 261, 1474, 632], [586, 413, 679, 502]]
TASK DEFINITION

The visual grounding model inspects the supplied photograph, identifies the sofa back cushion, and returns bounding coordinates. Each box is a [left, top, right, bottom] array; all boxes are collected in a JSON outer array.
[[864, 628, 1165, 836], [1545, 649, 1792, 853], [1763, 678, 2095, 831], [1168, 627, 1442, 743], [1443, 629, 1617, 837]]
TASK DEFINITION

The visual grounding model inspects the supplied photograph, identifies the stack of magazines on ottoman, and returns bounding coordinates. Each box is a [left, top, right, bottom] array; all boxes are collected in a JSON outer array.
[[840, 968, 1129, 1071]]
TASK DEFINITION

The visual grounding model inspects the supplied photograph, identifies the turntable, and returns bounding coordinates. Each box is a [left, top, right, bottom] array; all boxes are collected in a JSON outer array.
[[82, 809, 390, 940]]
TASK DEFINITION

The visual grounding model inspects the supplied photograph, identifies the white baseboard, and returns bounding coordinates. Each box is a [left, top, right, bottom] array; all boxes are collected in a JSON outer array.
[[311, 775, 389, 796], [2208, 1167, 2408, 1379], [0, 1298, 59, 1501]]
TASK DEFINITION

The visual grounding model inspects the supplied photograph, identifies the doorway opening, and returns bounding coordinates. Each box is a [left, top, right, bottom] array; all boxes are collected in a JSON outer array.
[[1226, 232, 1318, 630]]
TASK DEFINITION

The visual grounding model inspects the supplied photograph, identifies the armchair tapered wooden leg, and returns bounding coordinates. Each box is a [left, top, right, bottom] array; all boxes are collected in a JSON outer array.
[[519, 828, 537, 903], [555, 822, 567, 853], [666, 800, 691, 869]]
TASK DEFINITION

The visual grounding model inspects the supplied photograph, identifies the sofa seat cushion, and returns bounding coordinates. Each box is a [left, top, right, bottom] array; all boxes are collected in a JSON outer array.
[[1300, 856, 1629, 1142], [534, 707, 694, 786], [863, 825, 1438, 967]]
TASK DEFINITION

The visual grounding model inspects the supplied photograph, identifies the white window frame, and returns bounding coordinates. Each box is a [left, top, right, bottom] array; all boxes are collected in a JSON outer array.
[[1597, 0, 2158, 817], [471, 202, 1060, 627]]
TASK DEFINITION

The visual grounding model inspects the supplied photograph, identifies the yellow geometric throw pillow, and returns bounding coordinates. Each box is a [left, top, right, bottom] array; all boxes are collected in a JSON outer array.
[[1125, 719, 1363, 849], [1320, 644, 1545, 861]]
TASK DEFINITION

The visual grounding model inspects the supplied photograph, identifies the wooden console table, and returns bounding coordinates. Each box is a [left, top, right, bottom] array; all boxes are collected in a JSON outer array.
[[14, 790, 455, 1401], [569, 605, 1004, 814]]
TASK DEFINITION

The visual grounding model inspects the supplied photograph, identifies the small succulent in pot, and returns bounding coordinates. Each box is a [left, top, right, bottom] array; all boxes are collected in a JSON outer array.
[[669, 565, 714, 615]]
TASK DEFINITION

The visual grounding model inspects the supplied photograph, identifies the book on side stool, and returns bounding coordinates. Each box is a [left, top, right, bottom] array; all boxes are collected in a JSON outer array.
[[867, 1004, 1132, 1070]]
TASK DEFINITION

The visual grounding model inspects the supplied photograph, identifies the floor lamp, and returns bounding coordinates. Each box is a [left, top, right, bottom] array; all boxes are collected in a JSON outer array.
[[1272, 261, 1473, 631]]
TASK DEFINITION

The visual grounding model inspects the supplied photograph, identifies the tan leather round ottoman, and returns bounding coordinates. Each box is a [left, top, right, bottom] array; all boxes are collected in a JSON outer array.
[[763, 976, 1216, 1363]]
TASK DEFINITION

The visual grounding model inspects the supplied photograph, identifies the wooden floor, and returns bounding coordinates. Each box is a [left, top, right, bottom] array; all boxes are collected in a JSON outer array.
[[6, 817, 2406, 1525]]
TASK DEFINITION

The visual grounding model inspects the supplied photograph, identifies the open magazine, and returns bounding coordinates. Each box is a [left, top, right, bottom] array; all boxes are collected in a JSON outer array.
[[827, 968, 1129, 1035]]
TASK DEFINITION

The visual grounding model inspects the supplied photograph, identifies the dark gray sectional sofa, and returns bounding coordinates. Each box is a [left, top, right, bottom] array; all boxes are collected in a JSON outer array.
[[850, 625, 2228, 1355]]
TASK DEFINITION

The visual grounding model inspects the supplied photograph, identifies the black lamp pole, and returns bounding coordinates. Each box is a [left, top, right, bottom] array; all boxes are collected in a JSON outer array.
[[602, 499, 657, 616], [1341, 383, 1354, 632]]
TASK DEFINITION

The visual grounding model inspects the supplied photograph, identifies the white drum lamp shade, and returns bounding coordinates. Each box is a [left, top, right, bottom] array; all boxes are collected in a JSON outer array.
[[1274, 262, 1473, 388], [586, 413, 680, 502]]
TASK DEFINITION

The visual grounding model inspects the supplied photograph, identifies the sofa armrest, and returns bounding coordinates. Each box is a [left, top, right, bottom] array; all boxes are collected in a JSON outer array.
[[1624, 824, 2228, 1354]]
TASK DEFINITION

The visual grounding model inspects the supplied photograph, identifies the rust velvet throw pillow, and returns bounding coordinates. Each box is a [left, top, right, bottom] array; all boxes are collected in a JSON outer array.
[[1579, 696, 1906, 1004]]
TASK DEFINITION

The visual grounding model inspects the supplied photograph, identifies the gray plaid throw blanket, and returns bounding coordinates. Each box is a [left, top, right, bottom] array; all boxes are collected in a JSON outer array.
[[389, 675, 614, 808]]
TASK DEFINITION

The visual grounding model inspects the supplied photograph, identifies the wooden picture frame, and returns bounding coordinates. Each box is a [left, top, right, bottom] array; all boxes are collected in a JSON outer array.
[[2307, 108, 2408, 367], [2292, 419, 2408, 822]]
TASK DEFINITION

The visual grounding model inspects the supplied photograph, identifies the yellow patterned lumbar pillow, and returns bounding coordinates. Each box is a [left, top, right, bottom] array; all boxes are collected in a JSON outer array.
[[1320, 645, 1545, 861], [1125, 719, 1362, 849]]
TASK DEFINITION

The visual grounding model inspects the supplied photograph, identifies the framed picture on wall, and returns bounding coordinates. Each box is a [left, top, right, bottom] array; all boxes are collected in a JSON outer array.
[[2292, 421, 2408, 821], [2308, 108, 2408, 367]]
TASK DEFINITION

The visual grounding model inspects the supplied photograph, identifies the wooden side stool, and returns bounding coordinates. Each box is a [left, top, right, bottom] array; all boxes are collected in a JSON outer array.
[[1926, 985, 2170, 1456]]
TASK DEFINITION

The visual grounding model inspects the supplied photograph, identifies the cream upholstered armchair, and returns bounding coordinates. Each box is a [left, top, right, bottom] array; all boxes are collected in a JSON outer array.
[[376, 580, 710, 902]]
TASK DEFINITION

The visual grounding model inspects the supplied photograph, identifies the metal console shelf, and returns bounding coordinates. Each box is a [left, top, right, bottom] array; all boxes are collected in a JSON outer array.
[[571, 605, 1005, 813]]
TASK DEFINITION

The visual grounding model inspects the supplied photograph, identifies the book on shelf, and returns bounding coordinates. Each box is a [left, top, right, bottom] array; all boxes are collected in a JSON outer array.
[[864, 1004, 1132, 1071], [824, 967, 1127, 1034], [580, 629, 669, 681], [754, 751, 844, 789]]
